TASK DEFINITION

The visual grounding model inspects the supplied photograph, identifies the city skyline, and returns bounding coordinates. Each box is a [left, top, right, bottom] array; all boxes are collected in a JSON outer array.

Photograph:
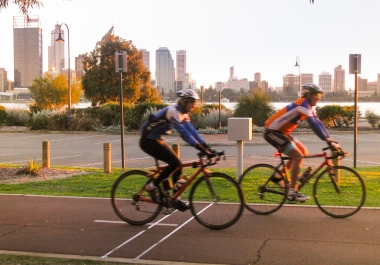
[[1, 0, 380, 90]]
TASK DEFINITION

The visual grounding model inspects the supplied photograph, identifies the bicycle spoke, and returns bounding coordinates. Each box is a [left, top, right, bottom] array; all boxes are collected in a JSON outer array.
[[314, 166, 366, 218]]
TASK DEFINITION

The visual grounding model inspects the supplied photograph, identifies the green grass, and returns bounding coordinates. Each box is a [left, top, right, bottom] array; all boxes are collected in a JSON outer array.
[[0, 165, 379, 206]]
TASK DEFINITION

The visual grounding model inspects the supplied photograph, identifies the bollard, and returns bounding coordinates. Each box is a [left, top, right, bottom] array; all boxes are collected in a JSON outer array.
[[228, 118, 252, 180], [332, 150, 341, 182], [103, 143, 112, 173], [42, 141, 50, 168], [172, 144, 180, 158]]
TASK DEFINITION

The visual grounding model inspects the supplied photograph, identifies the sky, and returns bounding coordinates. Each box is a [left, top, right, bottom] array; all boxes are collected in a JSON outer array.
[[0, 0, 380, 90]]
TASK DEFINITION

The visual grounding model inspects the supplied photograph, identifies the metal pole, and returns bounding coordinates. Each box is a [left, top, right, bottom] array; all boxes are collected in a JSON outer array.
[[218, 91, 221, 130], [119, 69, 125, 169], [67, 25, 71, 128], [354, 72, 358, 168]]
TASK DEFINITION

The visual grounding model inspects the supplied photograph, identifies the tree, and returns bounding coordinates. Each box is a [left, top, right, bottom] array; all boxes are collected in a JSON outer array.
[[0, 0, 42, 17], [30, 74, 82, 110], [233, 89, 275, 126], [82, 34, 160, 106]]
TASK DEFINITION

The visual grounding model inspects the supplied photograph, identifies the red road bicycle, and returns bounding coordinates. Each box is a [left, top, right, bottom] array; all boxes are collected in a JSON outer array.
[[239, 143, 366, 218], [111, 150, 244, 230]]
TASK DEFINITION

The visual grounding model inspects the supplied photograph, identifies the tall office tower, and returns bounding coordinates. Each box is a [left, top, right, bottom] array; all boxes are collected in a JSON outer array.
[[140, 49, 150, 71], [334, 65, 345, 92], [230, 66, 234, 80], [283, 74, 299, 94], [48, 24, 65, 72], [175, 50, 186, 91], [75, 54, 85, 79], [155, 47, 174, 96], [176, 50, 186, 80], [254, 72, 261, 82], [13, 16, 42, 88], [318, 72, 332, 93], [357, 77, 368, 91], [0, 68, 7, 92], [301, 73, 313, 84]]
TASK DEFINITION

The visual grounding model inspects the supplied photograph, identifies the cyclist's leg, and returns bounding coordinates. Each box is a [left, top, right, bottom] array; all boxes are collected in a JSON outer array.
[[284, 138, 310, 201], [263, 129, 290, 187]]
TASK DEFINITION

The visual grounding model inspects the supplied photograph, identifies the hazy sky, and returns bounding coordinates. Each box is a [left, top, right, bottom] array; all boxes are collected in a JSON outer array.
[[0, 0, 379, 89]]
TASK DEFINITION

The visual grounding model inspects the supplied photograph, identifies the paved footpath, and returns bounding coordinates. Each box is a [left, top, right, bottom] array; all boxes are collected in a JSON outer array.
[[0, 194, 379, 264]]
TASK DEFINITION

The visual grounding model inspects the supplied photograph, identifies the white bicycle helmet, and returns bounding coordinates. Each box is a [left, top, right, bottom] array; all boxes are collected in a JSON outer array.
[[176, 89, 200, 101], [301, 83, 323, 98]]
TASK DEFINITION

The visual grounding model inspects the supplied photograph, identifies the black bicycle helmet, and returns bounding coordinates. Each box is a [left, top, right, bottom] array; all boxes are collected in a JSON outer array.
[[301, 83, 323, 98]]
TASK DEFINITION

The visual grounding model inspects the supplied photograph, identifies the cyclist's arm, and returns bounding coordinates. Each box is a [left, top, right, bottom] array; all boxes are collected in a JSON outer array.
[[305, 115, 331, 141]]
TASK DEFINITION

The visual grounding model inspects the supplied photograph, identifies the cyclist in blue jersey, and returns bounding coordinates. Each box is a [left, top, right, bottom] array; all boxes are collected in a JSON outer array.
[[140, 89, 211, 211], [264, 83, 339, 202]]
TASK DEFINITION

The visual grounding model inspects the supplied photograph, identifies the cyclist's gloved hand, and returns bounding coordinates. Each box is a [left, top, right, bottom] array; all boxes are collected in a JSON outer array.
[[326, 139, 340, 149], [202, 142, 212, 150], [195, 144, 211, 154]]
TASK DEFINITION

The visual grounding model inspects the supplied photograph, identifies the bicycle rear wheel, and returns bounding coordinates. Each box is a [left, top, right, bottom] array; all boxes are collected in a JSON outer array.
[[239, 164, 287, 215], [111, 170, 161, 225], [189, 172, 244, 230], [313, 166, 366, 218]]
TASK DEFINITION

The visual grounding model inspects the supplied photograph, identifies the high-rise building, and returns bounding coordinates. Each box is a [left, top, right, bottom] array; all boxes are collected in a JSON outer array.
[[318, 72, 332, 93], [377, 74, 380, 94], [48, 24, 65, 72], [75, 54, 85, 79], [140, 49, 150, 72], [13, 16, 42, 88], [155, 47, 174, 96], [334, 65, 345, 92], [283, 74, 298, 94], [254, 72, 261, 82], [0, 68, 7, 92], [358, 77, 368, 91], [176, 50, 186, 81], [301, 73, 313, 85]]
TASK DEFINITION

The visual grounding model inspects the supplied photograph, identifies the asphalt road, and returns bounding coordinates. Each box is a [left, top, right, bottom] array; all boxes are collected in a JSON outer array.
[[0, 194, 379, 265], [1, 130, 380, 170]]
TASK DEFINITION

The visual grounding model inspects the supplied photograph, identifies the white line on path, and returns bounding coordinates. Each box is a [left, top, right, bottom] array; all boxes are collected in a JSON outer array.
[[101, 210, 178, 259], [133, 203, 214, 261], [94, 220, 178, 227]]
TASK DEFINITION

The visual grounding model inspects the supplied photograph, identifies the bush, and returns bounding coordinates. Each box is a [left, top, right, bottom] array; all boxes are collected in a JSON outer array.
[[47, 111, 68, 130], [5, 109, 30, 126], [0, 106, 6, 125], [365, 110, 380, 128], [29, 110, 51, 130]]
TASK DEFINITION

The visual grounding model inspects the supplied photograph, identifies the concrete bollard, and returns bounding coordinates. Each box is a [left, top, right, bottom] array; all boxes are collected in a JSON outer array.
[[228, 118, 252, 180], [103, 143, 112, 173], [42, 141, 50, 168], [172, 144, 180, 158]]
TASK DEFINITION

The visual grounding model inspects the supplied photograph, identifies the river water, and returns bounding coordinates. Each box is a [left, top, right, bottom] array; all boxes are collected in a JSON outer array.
[[1, 101, 379, 115]]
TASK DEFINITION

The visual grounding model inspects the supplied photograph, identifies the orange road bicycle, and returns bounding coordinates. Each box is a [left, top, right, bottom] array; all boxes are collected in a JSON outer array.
[[239, 143, 366, 218], [111, 150, 244, 230]]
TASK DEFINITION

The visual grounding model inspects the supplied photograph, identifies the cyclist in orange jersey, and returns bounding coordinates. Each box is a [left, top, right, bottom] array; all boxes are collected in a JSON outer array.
[[264, 83, 339, 202]]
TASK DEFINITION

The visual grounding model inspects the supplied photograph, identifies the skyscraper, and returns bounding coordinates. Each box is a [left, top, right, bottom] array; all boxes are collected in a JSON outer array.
[[334, 65, 345, 92], [155, 47, 174, 96], [254, 72, 261, 82], [318, 72, 332, 93], [0, 68, 7, 92], [75, 54, 85, 79], [13, 16, 42, 88], [175, 50, 187, 91], [48, 24, 65, 72], [140, 49, 150, 72]]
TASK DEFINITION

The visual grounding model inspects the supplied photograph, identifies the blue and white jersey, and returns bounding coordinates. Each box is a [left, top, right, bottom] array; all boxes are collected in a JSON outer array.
[[140, 104, 206, 148]]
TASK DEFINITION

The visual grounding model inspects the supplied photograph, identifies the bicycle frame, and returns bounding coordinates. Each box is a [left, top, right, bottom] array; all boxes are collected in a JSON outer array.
[[144, 151, 223, 203], [275, 148, 342, 193]]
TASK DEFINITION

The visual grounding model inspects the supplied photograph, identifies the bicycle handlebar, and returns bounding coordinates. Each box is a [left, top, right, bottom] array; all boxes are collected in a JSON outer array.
[[198, 149, 225, 166], [322, 141, 348, 159]]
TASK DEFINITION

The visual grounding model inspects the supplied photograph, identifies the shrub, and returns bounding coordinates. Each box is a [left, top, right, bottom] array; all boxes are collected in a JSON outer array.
[[5, 109, 30, 126], [0, 106, 6, 125], [365, 110, 380, 128], [47, 110, 68, 130], [29, 110, 51, 130]]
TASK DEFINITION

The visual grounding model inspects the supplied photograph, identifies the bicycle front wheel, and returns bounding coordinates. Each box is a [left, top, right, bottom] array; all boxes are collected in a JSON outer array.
[[111, 170, 161, 225], [313, 166, 366, 218], [189, 172, 244, 230], [239, 164, 287, 215]]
